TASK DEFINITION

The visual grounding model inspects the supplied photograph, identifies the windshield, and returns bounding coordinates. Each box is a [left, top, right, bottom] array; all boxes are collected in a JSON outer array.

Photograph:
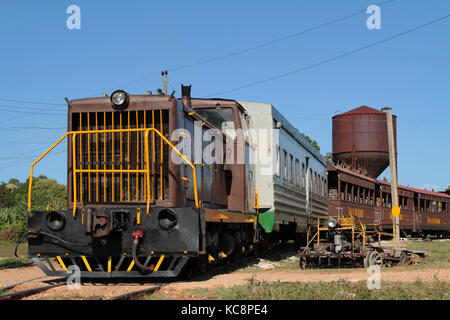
[[195, 108, 236, 140]]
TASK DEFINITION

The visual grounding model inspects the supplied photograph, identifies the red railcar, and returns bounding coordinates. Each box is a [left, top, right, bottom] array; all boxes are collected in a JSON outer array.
[[327, 163, 450, 238]]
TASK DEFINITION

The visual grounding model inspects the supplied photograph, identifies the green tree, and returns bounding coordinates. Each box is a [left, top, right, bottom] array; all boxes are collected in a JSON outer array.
[[300, 133, 320, 152], [14, 176, 67, 212], [0, 176, 67, 240], [8, 178, 21, 186], [0, 183, 15, 208]]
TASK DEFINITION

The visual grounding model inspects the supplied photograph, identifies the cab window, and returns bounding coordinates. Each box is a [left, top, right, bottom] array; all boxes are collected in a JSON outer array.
[[195, 108, 236, 140]]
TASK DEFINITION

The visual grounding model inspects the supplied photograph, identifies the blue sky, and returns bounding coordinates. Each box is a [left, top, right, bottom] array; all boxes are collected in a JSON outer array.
[[0, 0, 449, 191]]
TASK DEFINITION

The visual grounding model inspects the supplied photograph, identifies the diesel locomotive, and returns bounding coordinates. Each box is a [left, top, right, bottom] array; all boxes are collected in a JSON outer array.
[[26, 85, 327, 278]]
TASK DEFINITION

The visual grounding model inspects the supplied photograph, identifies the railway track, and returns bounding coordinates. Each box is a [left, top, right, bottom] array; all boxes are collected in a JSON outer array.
[[0, 262, 34, 271], [0, 243, 295, 300], [107, 285, 162, 300], [0, 275, 163, 300], [0, 283, 64, 300]]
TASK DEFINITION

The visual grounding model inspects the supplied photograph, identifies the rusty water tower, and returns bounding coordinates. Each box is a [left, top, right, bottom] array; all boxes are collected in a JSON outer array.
[[332, 106, 397, 178]]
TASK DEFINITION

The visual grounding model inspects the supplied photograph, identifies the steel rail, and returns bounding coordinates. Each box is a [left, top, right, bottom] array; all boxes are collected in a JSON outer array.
[[0, 262, 34, 271], [0, 283, 64, 300], [0, 276, 46, 292], [107, 285, 161, 300]]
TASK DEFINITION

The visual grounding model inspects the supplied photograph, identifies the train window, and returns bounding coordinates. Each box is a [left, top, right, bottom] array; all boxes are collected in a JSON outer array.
[[317, 174, 320, 195], [276, 147, 280, 177], [283, 150, 288, 180], [302, 163, 305, 189], [314, 171, 317, 195], [318, 174, 321, 196], [322, 177, 325, 198], [321, 176, 324, 197], [318, 175, 321, 196], [295, 159, 300, 186], [195, 108, 236, 140], [290, 154, 294, 184]]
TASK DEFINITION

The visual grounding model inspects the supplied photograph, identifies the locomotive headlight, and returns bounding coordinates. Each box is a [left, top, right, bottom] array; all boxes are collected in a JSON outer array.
[[158, 209, 177, 230], [110, 90, 129, 110], [46, 211, 66, 231], [327, 217, 337, 229]]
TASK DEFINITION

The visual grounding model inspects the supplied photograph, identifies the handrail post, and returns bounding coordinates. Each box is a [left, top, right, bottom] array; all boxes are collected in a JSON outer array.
[[72, 133, 77, 218], [27, 132, 71, 213], [145, 129, 151, 215]]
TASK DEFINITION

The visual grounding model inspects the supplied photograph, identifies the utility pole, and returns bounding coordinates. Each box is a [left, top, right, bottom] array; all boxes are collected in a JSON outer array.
[[383, 107, 400, 249]]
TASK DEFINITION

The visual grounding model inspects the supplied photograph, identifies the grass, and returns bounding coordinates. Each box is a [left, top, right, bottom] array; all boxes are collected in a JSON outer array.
[[147, 239, 450, 300], [406, 240, 450, 268], [0, 240, 31, 267], [0, 256, 31, 267], [148, 279, 450, 300]]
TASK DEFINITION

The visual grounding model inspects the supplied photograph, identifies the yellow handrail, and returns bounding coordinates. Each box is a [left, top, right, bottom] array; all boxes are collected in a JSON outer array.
[[28, 128, 199, 217], [251, 188, 259, 215]]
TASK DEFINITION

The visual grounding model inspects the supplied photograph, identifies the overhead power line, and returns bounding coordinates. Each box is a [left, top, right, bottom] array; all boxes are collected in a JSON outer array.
[[0, 104, 66, 113], [0, 109, 66, 116], [0, 144, 65, 161], [0, 149, 66, 170], [0, 98, 66, 106], [100, 0, 395, 92], [0, 126, 66, 131], [208, 14, 450, 97], [0, 140, 55, 145]]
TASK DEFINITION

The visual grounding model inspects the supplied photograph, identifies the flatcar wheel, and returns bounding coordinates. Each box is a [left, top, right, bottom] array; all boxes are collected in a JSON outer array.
[[399, 253, 408, 266], [368, 251, 383, 267], [363, 253, 370, 269], [407, 254, 422, 265]]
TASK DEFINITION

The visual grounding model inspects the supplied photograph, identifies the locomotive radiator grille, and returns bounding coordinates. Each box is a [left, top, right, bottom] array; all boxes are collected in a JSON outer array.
[[71, 110, 169, 204]]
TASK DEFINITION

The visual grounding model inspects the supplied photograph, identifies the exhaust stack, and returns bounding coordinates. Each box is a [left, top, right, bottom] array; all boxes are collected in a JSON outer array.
[[161, 70, 168, 94], [181, 84, 192, 108]]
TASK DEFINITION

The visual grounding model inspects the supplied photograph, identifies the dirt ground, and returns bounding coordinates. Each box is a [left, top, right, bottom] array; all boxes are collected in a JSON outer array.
[[1, 262, 449, 300], [0, 265, 162, 300], [154, 266, 450, 299]]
